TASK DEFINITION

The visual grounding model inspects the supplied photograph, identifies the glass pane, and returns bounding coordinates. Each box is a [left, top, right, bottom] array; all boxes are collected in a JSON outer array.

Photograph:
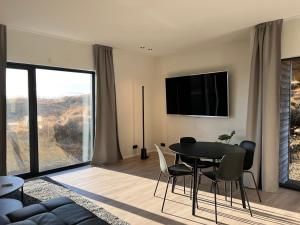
[[6, 68, 30, 175], [36, 69, 93, 171], [290, 59, 300, 182]]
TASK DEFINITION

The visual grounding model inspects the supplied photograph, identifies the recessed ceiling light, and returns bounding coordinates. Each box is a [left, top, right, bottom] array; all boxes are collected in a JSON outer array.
[[139, 46, 145, 49], [148, 48, 152, 51]]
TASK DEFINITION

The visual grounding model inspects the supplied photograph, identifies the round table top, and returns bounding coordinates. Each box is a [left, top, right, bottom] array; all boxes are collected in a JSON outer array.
[[0, 176, 24, 197], [169, 142, 245, 159], [0, 198, 23, 215]]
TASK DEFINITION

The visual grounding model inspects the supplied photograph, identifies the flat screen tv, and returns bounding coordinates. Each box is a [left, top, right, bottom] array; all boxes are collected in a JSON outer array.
[[165, 71, 229, 117]]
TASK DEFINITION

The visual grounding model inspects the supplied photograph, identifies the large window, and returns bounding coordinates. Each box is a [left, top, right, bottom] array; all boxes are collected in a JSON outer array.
[[6, 68, 30, 175], [6, 63, 95, 176]]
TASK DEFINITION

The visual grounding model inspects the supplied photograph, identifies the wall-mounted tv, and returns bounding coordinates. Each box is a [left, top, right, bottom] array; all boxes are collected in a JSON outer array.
[[165, 71, 229, 117]]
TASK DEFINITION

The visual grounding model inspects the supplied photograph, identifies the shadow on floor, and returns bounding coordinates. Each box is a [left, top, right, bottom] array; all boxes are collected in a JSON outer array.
[[56, 180, 300, 225], [49, 152, 300, 216], [56, 182, 204, 225]]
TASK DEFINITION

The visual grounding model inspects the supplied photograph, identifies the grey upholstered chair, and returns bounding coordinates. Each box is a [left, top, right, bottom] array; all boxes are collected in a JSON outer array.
[[239, 140, 261, 202], [202, 151, 252, 223], [154, 144, 193, 212]]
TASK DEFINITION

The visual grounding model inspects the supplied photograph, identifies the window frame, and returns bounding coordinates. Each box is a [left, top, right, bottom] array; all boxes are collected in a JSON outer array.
[[7, 62, 95, 179], [280, 57, 300, 191]]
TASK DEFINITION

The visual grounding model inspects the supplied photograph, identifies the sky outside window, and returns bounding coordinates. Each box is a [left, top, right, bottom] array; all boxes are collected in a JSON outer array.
[[6, 68, 92, 99], [6, 68, 28, 98]]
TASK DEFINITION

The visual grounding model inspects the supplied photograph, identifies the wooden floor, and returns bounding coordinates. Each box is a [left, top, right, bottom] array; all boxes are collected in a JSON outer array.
[[49, 153, 300, 225]]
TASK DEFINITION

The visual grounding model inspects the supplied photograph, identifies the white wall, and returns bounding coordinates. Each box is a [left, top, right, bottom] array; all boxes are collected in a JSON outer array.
[[282, 17, 300, 59], [152, 34, 251, 150], [114, 49, 156, 158], [7, 29, 93, 70], [7, 29, 156, 159]]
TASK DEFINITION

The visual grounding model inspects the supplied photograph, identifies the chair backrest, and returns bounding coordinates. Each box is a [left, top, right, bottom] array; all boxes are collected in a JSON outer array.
[[154, 144, 169, 173], [180, 137, 196, 144], [239, 140, 256, 170], [179, 137, 196, 163], [216, 151, 245, 181]]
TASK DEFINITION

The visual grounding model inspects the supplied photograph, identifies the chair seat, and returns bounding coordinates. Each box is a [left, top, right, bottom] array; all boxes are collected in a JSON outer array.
[[202, 171, 218, 181], [182, 157, 216, 169], [197, 160, 216, 169], [203, 170, 240, 182], [168, 164, 193, 176]]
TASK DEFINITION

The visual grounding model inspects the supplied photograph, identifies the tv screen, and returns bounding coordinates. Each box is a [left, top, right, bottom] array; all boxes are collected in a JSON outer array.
[[165, 71, 229, 117]]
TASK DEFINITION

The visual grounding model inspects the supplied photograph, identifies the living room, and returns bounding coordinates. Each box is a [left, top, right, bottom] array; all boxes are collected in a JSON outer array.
[[1, 1, 300, 225]]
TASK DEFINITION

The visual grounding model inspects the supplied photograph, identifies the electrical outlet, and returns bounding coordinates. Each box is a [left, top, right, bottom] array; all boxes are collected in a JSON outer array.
[[133, 145, 138, 149], [160, 143, 165, 147]]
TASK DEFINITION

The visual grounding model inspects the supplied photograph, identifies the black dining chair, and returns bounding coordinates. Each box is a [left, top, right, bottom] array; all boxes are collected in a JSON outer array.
[[173, 137, 215, 197], [153, 144, 193, 212], [239, 140, 261, 202], [202, 151, 252, 223]]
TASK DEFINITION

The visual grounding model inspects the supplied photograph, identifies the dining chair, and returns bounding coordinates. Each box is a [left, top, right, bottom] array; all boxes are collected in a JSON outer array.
[[154, 144, 193, 212], [239, 140, 261, 202], [202, 151, 252, 224], [173, 137, 215, 197]]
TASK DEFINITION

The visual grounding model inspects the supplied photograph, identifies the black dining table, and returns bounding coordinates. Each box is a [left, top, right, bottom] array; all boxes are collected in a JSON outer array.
[[169, 141, 246, 216]]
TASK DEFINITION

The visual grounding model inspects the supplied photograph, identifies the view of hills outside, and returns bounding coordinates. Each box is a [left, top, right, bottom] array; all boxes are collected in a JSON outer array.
[[290, 62, 300, 181], [6, 68, 93, 175]]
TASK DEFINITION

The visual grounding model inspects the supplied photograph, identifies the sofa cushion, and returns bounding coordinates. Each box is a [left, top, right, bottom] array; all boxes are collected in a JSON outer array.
[[9, 221, 36, 225], [0, 197, 109, 225], [40, 197, 74, 211], [24, 213, 64, 225], [7, 205, 47, 223], [52, 203, 95, 224]]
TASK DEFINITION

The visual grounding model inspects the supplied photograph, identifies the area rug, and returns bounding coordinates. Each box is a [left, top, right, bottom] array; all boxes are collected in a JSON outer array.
[[21, 177, 129, 225]]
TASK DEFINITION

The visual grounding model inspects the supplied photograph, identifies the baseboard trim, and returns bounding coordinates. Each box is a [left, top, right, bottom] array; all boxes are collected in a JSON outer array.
[[122, 148, 156, 159]]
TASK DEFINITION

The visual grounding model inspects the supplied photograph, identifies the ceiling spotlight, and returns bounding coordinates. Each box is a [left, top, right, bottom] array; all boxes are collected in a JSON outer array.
[[139, 46, 145, 49], [148, 48, 152, 51]]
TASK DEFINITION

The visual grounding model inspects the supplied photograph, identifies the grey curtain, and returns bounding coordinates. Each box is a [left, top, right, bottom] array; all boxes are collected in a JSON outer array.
[[92, 45, 122, 165], [0, 24, 7, 176], [246, 19, 282, 192]]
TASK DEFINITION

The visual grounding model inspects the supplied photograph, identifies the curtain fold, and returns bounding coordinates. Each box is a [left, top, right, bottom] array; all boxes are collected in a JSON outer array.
[[92, 44, 122, 165], [0, 24, 7, 176], [246, 19, 282, 192]]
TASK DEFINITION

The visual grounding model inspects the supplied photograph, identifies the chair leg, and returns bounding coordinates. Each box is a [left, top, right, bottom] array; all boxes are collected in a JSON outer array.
[[172, 177, 177, 193], [213, 182, 218, 224], [154, 171, 162, 196], [162, 176, 171, 212], [197, 173, 201, 195], [198, 169, 202, 186], [230, 181, 233, 207], [248, 171, 262, 202], [183, 176, 186, 194], [211, 181, 220, 194], [225, 181, 227, 201], [190, 177, 193, 200], [196, 175, 199, 209], [241, 183, 253, 217], [216, 182, 220, 194]]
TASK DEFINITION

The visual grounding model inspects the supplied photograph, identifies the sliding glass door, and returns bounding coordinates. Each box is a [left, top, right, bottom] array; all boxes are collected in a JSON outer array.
[[280, 58, 300, 190], [6, 63, 95, 177], [6, 68, 30, 175], [36, 69, 94, 172]]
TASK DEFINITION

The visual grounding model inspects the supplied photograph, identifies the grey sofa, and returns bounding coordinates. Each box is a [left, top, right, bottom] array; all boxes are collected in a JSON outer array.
[[0, 197, 108, 225]]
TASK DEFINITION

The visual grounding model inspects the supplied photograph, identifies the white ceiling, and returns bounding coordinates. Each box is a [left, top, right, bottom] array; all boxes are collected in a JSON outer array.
[[1, 0, 300, 55]]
